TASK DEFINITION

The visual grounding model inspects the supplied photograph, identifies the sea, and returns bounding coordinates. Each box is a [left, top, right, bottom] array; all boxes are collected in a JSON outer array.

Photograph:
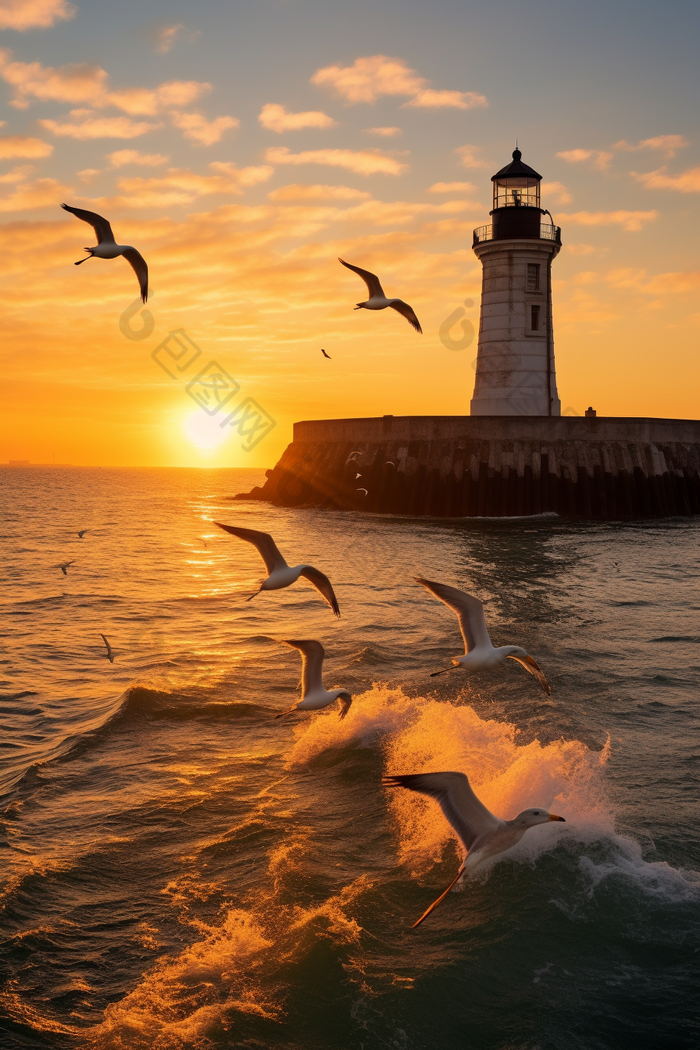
[[1, 465, 698, 1050]]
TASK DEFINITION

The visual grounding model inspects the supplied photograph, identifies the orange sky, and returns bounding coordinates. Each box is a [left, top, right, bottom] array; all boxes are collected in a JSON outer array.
[[1, 4, 699, 467]]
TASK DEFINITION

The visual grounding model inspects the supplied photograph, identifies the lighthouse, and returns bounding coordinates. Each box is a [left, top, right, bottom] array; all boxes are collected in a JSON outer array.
[[470, 149, 562, 416]]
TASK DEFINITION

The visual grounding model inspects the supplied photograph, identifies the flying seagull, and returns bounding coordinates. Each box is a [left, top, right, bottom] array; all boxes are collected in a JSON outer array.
[[383, 771, 565, 927], [339, 258, 422, 333], [61, 204, 148, 303], [416, 578, 551, 694], [214, 523, 340, 616], [275, 640, 352, 720], [100, 633, 115, 663], [77, 529, 89, 539], [321, 348, 331, 359], [58, 561, 74, 576]]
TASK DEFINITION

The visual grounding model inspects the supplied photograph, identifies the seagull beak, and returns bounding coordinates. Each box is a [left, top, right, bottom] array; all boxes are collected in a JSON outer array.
[[548, 814, 566, 821], [429, 665, 459, 677]]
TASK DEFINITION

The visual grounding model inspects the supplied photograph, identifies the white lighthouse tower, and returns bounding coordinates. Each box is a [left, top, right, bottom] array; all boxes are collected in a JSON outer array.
[[470, 149, 561, 416]]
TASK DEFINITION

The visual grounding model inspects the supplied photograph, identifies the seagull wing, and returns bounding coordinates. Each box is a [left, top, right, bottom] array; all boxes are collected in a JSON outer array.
[[337, 693, 352, 720], [338, 258, 384, 298], [122, 248, 149, 303], [321, 349, 331, 359], [100, 633, 114, 661], [507, 654, 552, 695], [284, 639, 325, 695], [389, 299, 422, 334], [383, 771, 502, 852], [415, 578, 491, 653], [61, 203, 115, 244], [214, 523, 287, 575], [298, 565, 341, 617]]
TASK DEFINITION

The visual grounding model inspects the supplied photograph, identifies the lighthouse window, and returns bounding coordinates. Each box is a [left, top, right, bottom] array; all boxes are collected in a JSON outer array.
[[530, 305, 541, 331], [527, 264, 540, 291]]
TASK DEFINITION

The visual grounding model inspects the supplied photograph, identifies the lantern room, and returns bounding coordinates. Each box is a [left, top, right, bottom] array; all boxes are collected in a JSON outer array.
[[472, 148, 558, 243]]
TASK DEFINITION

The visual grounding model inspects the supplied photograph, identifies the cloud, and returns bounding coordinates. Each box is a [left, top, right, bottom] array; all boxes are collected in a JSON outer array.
[[0, 133, 52, 157], [39, 110, 161, 139], [105, 81, 210, 116], [169, 111, 239, 145], [605, 267, 700, 297], [403, 88, 487, 110], [311, 54, 486, 110], [154, 24, 183, 54], [264, 145, 408, 176], [109, 162, 273, 208], [258, 103, 336, 133], [631, 166, 700, 193], [428, 181, 476, 194], [0, 167, 71, 210], [556, 148, 612, 171], [268, 183, 372, 201], [77, 168, 100, 183], [364, 126, 402, 137], [0, 0, 75, 31], [558, 210, 657, 232], [540, 180, 572, 204], [0, 48, 210, 114], [614, 135, 688, 158], [455, 144, 490, 169], [107, 149, 169, 167]]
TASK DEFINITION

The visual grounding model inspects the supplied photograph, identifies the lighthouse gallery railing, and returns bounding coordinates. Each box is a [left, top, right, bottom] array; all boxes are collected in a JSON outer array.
[[472, 223, 561, 246]]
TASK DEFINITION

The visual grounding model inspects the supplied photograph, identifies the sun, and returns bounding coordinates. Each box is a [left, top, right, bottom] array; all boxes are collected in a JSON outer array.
[[183, 409, 231, 451]]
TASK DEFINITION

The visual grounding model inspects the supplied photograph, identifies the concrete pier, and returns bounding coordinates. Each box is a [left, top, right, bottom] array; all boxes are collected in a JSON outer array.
[[235, 415, 700, 520]]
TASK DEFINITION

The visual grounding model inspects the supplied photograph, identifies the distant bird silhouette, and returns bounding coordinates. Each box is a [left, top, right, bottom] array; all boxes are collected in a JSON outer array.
[[58, 561, 74, 576], [339, 258, 422, 333], [275, 640, 352, 720], [357, 488, 368, 497], [386, 461, 396, 467], [61, 204, 148, 303], [77, 529, 89, 539], [100, 634, 115, 663], [321, 348, 331, 359], [214, 523, 340, 616]]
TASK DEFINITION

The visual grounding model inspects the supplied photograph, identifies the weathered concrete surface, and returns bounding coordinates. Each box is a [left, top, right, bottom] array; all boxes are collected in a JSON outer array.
[[235, 415, 700, 520]]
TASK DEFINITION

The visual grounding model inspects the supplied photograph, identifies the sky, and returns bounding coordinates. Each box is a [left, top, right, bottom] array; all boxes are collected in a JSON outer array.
[[0, 0, 698, 468]]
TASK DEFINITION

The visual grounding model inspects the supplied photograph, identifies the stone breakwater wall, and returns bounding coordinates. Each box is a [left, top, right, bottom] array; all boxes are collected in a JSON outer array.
[[236, 416, 700, 520]]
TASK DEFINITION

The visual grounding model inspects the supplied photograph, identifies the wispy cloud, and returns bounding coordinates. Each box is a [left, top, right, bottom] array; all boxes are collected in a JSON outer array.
[[258, 103, 336, 133], [311, 54, 487, 110], [264, 145, 408, 176], [39, 110, 161, 139], [0, 0, 75, 31], [0, 133, 52, 157], [0, 166, 72, 210], [0, 48, 210, 113], [108, 162, 273, 208], [107, 149, 169, 168], [540, 180, 572, 204], [268, 183, 372, 201], [556, 148, 612, 171], [169, 111, 239, 145], [631, 166, 700, 193], [364, 126, 402, 137], [455, 144, 490, 169], [154, 24, 183, 54], [614, 134, 688, 158], [558, 209, 657, 232], [605, 267, 700, 296], [428, 181, 476, 194]]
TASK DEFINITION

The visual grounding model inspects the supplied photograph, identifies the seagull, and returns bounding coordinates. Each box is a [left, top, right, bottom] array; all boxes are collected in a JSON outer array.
[[275, 640, 352, 720], [61, 204, 149, 303], [383, 771, 565, 927], [339, 258, 422, 333], [77, 529, 89, 539], [100, 633, 115, 663], [416, 578, 551, 694], [355, 473, 362, 479], [321, 348, 331, 359], [214, 523, 340, 616], [357, 488, 368, 496], [385, 461, 396, 468], [58, 561, 74, 576]]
